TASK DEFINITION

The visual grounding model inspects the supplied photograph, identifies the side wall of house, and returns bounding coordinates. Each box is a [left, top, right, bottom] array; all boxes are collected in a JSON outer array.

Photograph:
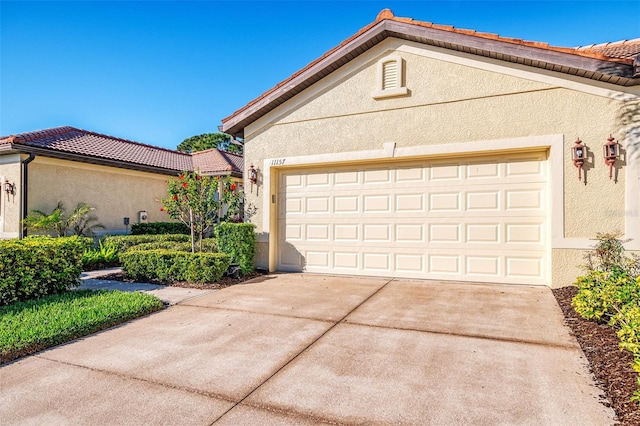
[[240, 38, 640, 287], [27, 157, 172, 235]]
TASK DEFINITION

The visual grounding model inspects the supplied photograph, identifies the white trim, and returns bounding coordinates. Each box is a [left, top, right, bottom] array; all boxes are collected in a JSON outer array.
[[372, 54, 409, 99], [263, 132, 638, 266], [262, 134, 600, 253], [0, 232, 19, 239]]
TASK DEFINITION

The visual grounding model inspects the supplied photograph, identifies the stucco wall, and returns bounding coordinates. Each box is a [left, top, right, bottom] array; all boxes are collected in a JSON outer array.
[[27, 157, 172, 235], [0, 154, 23, 238], [237, 38, 639, 287]]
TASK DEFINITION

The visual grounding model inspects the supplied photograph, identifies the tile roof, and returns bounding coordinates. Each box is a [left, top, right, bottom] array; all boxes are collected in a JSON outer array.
[[576, 39, 640, 60], [222, 9, 639, 137], [0, 126, 243, 176], [191, 147, 244, 175]]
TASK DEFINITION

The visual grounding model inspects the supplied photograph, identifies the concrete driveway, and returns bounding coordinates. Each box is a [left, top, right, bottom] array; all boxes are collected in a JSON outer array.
[[1, 274, 614, 425]]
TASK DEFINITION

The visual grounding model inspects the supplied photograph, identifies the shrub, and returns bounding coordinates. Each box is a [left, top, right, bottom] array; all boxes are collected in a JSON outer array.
[[215, 223, 256, 275], [571, 232, 640, 402], [82, 240, 120, 270], [0, 236, 92, 306], [126, 239, 217, 253], [120, 250, 231, 284], [130, 222, 190, 235], [101, 234, 190, 253]]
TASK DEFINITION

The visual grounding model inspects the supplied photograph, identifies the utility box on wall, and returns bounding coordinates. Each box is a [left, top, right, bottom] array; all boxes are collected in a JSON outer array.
[[138, 210, 148, 223]]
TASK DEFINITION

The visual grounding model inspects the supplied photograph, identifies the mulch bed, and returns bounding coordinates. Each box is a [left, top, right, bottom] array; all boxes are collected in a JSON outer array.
[[94, 271, 640, 423], [552, 286, 640, 425], [97, 270, 267, 290]]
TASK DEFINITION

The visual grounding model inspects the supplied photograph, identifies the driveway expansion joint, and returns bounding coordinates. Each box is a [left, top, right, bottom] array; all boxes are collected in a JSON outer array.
[[211, 278, 395, 424], [34, 355, 239, 405], [340, 320, 582, 350]]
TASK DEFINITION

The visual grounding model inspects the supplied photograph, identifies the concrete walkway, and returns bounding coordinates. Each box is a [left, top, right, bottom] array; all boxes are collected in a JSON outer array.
[[79, 268, 216, 305], [1, 274, 615, 425]]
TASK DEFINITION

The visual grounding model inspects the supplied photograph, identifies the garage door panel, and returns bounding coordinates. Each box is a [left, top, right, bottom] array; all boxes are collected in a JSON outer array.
[[277, 152, 548, 285], [466, 256, 501, 276], [506, 223, 544, 244], [428, 254, 460, 274], [429, 193, 461, 212], [396, 224, 426, 242], [363, 195, 391, 213], [465, 191, 501, 211], [466, 162, 501, 179], [363, 253, 392, 272], [429, 164, 461, 181], [396, 167, 425, 182]]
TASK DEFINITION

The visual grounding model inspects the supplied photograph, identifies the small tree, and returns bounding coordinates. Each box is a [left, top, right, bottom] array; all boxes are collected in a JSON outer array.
[[161, 172, 242, 252]]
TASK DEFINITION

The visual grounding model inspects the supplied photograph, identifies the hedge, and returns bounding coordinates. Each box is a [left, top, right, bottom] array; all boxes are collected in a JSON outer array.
[[130, 222, 190, 235], [119, 250, 232, 284], [0, 236, 92, 306], [127, 239, 217, 253], [101, 234, 190, 253], [215, 223, 256, 275]]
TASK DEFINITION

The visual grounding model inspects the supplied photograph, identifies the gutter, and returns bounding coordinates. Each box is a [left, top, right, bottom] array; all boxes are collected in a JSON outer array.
[[20, 153, 36, 238]]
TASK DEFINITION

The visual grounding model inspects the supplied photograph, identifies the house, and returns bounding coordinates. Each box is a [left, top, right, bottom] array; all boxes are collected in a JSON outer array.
[[0, 126, 243, 238], [222, 9, 640, 287]]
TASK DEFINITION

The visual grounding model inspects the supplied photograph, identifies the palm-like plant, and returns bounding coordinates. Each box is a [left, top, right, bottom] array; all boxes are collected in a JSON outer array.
[[23, 202, 104, 237], [68, 202, 104, 237]]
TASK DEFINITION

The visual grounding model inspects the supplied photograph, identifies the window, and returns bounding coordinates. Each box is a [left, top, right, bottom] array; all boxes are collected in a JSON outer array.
[[372, 55, 409, 99]]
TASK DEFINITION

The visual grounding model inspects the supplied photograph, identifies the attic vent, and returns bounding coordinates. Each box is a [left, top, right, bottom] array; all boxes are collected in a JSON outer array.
[[373, 55, 409, 99], [382, 60, 398, 90]]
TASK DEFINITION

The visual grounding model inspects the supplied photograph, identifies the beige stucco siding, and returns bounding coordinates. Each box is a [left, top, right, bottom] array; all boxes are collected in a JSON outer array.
[[28, 157, 171, 234], [239, 39, 638, 287]]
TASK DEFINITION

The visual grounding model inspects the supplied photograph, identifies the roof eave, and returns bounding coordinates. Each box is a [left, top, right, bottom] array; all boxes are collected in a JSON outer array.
[[222, 18, 638, 137], [4, 145, 183, 176]]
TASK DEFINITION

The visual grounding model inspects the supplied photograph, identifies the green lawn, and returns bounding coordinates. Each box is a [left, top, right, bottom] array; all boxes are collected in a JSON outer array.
[[1, 290, 164, 364]]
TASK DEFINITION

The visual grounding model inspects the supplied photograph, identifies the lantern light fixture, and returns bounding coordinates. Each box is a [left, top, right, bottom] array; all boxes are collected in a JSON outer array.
[[3, 180, 15, 199], [571, 138, 587, 181], [248, 164, 258, 193], [603, 135, 620, 180]]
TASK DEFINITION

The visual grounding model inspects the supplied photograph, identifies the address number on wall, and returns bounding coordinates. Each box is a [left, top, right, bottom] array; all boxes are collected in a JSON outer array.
[[271, 158, 286, 166]]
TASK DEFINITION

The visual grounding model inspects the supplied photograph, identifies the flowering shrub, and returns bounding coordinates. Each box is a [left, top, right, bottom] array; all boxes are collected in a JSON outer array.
[[161, 172, 241, 252]]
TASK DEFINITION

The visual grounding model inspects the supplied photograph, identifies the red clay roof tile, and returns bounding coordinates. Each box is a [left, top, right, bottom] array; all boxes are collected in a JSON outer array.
[[0, 126, 243, 176]]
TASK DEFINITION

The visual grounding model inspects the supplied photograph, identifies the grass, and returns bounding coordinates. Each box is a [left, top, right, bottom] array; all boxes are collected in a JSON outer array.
[[0, 290, 164, 364]]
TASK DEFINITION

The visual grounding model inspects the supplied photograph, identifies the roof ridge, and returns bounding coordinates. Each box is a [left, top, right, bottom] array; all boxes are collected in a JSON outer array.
[[377, 9, 630, 63], [1, 125, 191, 157], [78, 128, 190, 157], [576, 38, 640, 50], [1, 126, 78, 143]]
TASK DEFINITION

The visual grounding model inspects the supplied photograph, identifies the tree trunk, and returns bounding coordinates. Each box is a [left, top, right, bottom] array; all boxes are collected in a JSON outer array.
[[189, 208, 195, 253]]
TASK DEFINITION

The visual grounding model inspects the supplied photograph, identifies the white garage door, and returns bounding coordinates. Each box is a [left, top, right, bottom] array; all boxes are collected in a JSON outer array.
[[277, 151, 548, 285]]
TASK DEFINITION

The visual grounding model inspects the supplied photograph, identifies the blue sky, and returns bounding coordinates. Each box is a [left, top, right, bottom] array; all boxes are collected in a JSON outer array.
[[2, 1, 639, 150]]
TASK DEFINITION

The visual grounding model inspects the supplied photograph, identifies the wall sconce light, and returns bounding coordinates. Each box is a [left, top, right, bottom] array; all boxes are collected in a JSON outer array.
[[4, 180, 15, 199], [603, 135, 620, 180], [571, 138, 587, 181], [248, 164, 258, 193]]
